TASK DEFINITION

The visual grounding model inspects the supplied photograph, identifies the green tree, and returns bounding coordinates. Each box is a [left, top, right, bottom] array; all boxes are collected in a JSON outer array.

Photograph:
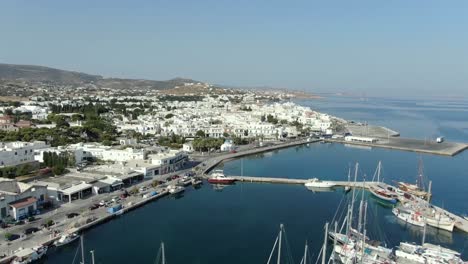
[[52, 164, 66, 175], [195, 130, 206, 138]]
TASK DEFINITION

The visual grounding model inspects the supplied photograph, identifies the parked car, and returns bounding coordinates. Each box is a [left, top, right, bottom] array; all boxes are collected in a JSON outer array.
[[89, 204, 100, 210], [67, 213, 79, 219], [111, 196, 120, 203], [99, 200, 107, 206], [24, 227, 39, 235], [14, 220, 25, 226], [5, 233, 20, 241]]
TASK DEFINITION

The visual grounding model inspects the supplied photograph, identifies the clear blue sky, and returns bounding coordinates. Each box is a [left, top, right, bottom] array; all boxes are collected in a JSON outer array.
[[1, 0, 468, 97]]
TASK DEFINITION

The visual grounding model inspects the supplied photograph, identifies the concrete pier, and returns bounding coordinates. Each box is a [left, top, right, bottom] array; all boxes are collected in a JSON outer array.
[[231, 176, 378, 188], [326, 137, 468, 156]]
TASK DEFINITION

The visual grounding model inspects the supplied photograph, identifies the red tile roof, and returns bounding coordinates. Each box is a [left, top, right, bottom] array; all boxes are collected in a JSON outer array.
[[9, 197, 37, 209]]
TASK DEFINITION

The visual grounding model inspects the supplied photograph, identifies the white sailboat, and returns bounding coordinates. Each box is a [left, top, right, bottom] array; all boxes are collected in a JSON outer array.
[[392, 207, 426, 227]]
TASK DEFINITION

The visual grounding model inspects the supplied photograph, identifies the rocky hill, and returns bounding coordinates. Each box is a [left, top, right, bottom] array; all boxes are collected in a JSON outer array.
[[0, 63, 101, 85], [0, 63, 202, 90]]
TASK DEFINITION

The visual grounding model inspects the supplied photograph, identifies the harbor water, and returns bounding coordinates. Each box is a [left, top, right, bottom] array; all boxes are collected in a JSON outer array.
[[45, 97, 468, 263]]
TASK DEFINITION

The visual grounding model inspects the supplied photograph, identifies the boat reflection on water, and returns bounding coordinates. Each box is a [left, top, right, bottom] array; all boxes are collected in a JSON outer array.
[[212, 184, 234, 192]]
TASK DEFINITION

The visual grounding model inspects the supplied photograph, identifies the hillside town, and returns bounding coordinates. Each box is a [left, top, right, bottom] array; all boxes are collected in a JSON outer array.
[[0, 78, 344, 258]]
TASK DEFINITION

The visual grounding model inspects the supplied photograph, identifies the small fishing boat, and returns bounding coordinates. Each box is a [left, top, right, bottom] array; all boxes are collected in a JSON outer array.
[[207, 170, 236, 184], [178, 176, 192, 186], [392, 207, 425, 227], [424, 213, 455, 232], [304, 178, 336, 188], [12, 246, 48, 264], [54, 233, 80, 247], [191, 178, 202, 186], [369, 185, 398, 204]]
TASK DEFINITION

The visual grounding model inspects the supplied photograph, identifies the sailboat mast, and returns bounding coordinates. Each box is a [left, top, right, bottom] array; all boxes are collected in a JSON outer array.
[[349, 163, 359, 233], [427, 180, 432, 202], [422, 222, 427, 245], [377, 161, 381, 183], [322, 222, 328, 264], [161, 242, 166, 264], [360, 202, 368, 264], [333, 222, 338, 264], [277, 224, 283, 264], [80, 235, 85, 264], [303, 241, 308, 264], [90, 250, 95, 264]]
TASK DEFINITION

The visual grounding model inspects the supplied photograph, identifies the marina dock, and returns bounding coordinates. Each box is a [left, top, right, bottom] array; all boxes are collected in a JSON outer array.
[[327, 137, 468, 156], [231, 175, 468, 233], [231, 176, 378, 188]]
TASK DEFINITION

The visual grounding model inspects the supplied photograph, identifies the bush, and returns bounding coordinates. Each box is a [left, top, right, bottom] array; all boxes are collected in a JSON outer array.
[[52, 165, 66, 175], [4, 233, 12, 240], [45, 219, 54, 227]]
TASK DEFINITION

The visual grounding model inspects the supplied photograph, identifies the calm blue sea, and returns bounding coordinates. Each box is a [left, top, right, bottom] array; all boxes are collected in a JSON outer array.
[[45, 96, 468, 263]]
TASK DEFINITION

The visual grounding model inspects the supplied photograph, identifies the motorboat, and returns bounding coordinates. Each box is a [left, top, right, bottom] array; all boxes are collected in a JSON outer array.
[[191, 178, 203, 186], [168, 185, 185, 195], [207, 170, 236, 184], [304, 178, 336, 188], [178, 176, 192, 186], [12, 246, 48, 264], [54, 232, 80, 247]]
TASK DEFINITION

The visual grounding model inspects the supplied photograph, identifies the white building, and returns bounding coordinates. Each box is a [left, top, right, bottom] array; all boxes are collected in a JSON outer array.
[[182, 142, 194, 153], [0, 141, 49, 168], [147, 150, 188, 175], [0, 179, 48, 221], [70, 143, 146, 163], [220, 140, 235, 152]]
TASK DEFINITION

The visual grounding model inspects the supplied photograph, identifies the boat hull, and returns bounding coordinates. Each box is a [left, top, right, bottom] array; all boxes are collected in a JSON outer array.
[[208, 179, 236, 184], [425, 217, 455, 232], [392, 208, 425, 227], [369, 189, 397, 204], [304, 182, 336, 188], [54, 235, 80, 247]]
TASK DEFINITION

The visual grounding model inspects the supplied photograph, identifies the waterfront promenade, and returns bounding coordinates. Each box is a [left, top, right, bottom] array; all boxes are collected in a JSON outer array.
[[197, 138, 319, 175]]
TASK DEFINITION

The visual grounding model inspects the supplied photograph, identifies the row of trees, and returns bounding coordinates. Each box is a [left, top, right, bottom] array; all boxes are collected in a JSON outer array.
[[158, 134, 186, 149], [42, 151, 75, 175], [192, 138, 224, 152]]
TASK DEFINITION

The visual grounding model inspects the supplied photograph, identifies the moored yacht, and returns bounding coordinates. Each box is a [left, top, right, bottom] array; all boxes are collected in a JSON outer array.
[[54, 232, 80, 247], [168, 185, 185, 195], [304, 178, 336, 188], [207, 170, 236, 184]]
